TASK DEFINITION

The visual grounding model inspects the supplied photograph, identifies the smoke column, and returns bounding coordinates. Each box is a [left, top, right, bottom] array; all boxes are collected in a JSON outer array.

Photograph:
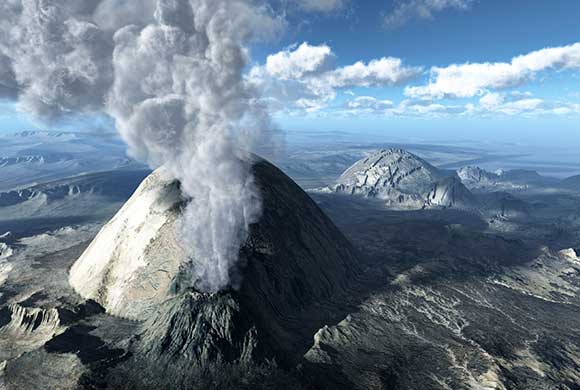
[[0, 0, 283, 292]]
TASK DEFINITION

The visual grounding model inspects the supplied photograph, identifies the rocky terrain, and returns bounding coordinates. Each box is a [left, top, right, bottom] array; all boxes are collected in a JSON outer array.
[[0, 131, 143, 192], [0, 158, 365, 389], [2, 142, 580, 389]]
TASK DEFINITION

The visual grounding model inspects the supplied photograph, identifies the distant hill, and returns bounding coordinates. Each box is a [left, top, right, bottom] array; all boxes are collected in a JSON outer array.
[[332, 148, 449, 209], [562, 174, 580, 190], [457, 165, 558, 192]]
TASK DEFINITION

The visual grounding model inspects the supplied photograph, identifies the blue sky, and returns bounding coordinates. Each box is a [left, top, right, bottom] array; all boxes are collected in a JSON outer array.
[[250, 0, 580, 146], [1, 0, 579, 146]]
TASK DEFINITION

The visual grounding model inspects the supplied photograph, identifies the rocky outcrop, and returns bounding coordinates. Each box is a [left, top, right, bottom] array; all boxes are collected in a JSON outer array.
[[424, 176, 478, 210], [457, 166, 500, 190], [0, 243, 12, 259], [0, 303, 64, 361]]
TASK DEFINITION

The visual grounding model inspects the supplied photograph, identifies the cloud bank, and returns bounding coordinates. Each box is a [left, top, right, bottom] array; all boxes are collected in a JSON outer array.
[[249, 42, 421, 112], [406, 42, 580, 99]]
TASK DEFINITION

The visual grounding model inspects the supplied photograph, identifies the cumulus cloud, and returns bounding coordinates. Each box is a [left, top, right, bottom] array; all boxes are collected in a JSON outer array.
[[265, 42, 335, 79], [389, 99, 468, 117], [479, 92, 544, 115], [340, 95, 469, 118], [384, 0, 474, 29], [406, 42, 580, 99], [347, 96, 394, 110], [1, 0, 283, 293], [249, 42, 421, 112], [328, 57, 421, 88]]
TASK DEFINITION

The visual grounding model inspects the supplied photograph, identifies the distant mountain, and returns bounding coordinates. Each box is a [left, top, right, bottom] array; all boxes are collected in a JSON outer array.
[[457, 166, 501, 189], [333, 148, 447, 209], [457, 165, 558, 192], [329, 151, 541, 219], [561, 174, 580, 191]]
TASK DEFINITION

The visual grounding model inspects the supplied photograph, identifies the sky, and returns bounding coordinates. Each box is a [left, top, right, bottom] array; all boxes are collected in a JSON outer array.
[[1, 0, 579, 147]]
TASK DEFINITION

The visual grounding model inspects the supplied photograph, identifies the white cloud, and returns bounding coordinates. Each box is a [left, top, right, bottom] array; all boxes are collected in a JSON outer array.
[[341, 90, 580, 118], [328, 57, 421, 88], [265, 42, 335, 79], [340, 96, 468, 117], [475, 91, 580, 116], [390, 99, 468, 117], [384, 0, 474, 29], [249, 42, 421, 112], [551, 104, 580, 115], [479, 92, 505, 110], [296, 0, 347, 13], [347, 96, 394, 110], [406, 42, 580, 99]]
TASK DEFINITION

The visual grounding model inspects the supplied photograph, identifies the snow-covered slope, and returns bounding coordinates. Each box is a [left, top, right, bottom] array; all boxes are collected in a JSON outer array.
[[332, 148, 449, 209]]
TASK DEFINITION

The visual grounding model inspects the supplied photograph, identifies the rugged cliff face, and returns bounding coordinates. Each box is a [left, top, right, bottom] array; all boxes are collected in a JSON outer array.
[[68, 157, 362, 386]]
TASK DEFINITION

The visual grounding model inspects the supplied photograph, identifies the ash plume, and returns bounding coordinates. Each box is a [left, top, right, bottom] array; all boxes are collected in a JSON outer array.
[[0, 0, 283, 292]]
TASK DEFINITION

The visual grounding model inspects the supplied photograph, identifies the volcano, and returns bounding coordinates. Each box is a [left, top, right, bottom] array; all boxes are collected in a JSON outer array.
[[68, 157, 362, 387]]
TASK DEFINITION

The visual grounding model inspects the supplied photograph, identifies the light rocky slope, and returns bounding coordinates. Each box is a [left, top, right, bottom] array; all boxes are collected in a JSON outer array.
[[68, 167, 185, 320]]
